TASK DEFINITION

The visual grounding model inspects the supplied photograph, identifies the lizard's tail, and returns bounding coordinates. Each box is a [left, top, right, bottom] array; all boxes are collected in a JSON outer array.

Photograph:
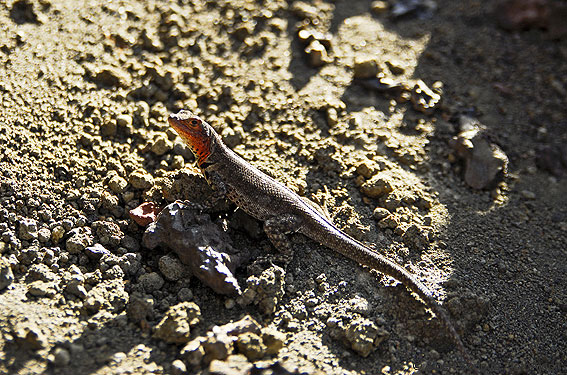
[[307, 223, 476, 372]]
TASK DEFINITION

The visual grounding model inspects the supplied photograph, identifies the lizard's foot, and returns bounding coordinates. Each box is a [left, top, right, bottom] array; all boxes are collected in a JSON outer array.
[[264, 214, 302, 256]]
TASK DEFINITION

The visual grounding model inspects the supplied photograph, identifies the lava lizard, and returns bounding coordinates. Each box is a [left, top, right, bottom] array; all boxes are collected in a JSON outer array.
[[168, 109, 472, 366]]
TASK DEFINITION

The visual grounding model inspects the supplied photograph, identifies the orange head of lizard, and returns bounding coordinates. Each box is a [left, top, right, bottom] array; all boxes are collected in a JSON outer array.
[[168, 110, 212, 166]]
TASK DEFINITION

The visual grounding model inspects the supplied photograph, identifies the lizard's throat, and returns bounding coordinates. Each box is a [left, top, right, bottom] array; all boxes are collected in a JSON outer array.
[[189, 139, 211, 167]]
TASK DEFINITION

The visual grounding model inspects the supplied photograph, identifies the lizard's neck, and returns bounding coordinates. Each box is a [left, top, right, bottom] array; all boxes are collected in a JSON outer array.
[[196, 125, 226, 168]]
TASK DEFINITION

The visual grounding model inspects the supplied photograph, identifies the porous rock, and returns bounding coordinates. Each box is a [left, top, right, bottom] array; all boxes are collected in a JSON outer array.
[[143, 201, 246, 295]]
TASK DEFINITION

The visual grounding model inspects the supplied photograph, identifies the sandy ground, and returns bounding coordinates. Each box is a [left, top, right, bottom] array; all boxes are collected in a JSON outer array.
[[1, 0, 566, 374]]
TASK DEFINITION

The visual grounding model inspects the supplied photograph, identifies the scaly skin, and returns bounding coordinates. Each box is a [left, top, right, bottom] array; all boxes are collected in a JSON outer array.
[[168, 109, 473, 368]]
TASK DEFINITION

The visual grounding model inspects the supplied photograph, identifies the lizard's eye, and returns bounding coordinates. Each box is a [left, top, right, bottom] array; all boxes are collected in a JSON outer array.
[[190, 119, 200, 127]]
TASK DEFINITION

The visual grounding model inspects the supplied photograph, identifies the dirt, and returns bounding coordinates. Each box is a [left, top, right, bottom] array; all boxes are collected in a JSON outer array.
[[1, 0, 566, 374]]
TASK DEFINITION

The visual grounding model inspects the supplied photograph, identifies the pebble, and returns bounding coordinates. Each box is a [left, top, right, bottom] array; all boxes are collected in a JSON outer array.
[[138, 272, 164, 292], [127, 293, 155, 323], [85, 243, 110, 261], [116, 114, 133, 132], [261, 327, 285, 355], [108, 175, 128, 194], [370, 1, 389, 15], [236, 332, 266, 361], [239, 265, 285, 315], [151, 135, 173, 156], [53, 347, 71, 367], [360, 173, 394, 198], [372, 207, 390, 221], [170, 359, 187, 375], [27, 280, 57, 297], [129, 169, 154, 189], [65, 228, 93, 254], [326, 107, 338, 127], [100, 117, 117, 137], [158, 254, 187, 281], [153, 302, 201, 344], [305, 40, 328, 67], [177, 287, 193, 302], [521, 190, 536, 199], [353, 57, 380, 79], [18, 218, 38, 240], [0, 257, 14, 290], [449, 116, 509, 190], [51, 225, 65, 243], [343, 318, 389, 357], [37, 227, 51, 243]]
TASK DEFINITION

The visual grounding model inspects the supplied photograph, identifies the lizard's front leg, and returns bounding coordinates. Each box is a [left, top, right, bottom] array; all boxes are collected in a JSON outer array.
[[263, 214, 303, 256], [202, 169, 228, 207]]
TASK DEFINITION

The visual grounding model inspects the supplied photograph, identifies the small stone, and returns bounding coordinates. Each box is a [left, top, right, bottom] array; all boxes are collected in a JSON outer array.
[[355, 161, 376, 179], [449, 117, 509, 189], [360, 174, 393, 198], [208, 354, 252, 375], [354, 57, 380, 79], [401, 224, 429, 250], [129, 169, 154, 189], [171, 359, 187, 375], [371, 1, 389, 15], [236, 332, 266, 361], [129, 202, 161, 226], [344, 318, 389, 357], [261, 327, 285, 355], [53, 347, 71, 367], [100, 117, 117, 136], [100, 191, 120, 211], [27, 280, 57, 297], [13, 322, 47, 350], [521, 190, 536, 199], [178, 288, 193, 302], [372, 207, 390, 221], [37, 227, 51, 243], [158, 254, 188, 281], [305, 40, 328, 67], [65, 228, 93, 254], [239, 265, 285, 315], [108, 175, 128, 194], [51, 225, 65, 243], [92, 67, 131, 88], [138, 272, 164, 292], [84, 243, 110, 261], [18, 218, 38, 240], [0, 257, 14, 290], [180, 337, 206, 366], [116, 114, 133, 128], [153, 302, 201, 344], [385, 60, 405, 75], [127, 293, 155, 323], [377, 214, 399, 229], [326, 107, 338, 127], [151, 135, 173, 156]]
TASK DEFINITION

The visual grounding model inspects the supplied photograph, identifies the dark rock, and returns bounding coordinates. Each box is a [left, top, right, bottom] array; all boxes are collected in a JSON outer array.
[[85, 243, 110, 261], [143, 201, 247, 295], [449, 116, 509, 190], [10, 0, 40, 24]]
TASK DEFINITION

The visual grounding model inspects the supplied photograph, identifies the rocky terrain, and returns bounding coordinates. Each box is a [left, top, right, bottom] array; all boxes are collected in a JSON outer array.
[[1, 0, 566, 374]]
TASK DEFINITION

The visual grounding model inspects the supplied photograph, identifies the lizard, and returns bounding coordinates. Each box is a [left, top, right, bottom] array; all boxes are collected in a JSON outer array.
[[168, 109, 473, 368]]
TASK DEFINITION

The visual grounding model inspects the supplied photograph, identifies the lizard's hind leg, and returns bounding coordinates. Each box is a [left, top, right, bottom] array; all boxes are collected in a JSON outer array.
[[263, 214, 303, 255]]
